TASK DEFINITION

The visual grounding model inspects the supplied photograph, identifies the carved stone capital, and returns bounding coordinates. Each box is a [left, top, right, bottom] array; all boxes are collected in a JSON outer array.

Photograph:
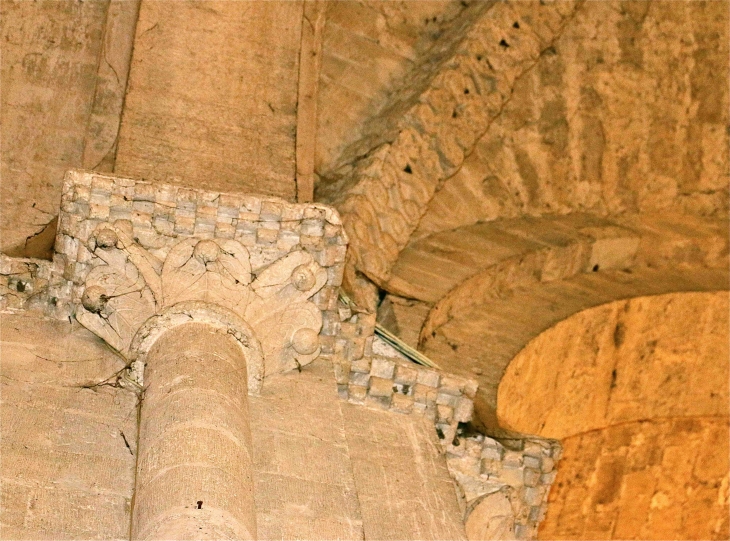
[[49, 170, 351, 396], [75, 223, 326, 390]]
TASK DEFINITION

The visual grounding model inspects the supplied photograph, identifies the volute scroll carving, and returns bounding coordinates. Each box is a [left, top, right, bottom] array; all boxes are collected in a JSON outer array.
[[76, 219, 327, 391]]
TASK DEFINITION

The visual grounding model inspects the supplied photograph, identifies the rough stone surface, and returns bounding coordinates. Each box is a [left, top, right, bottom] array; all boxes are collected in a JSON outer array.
[[498, 292, 729, 439], [36, 171, 347, 385], [415, 0, 729, 239], [1, 3, 728, 539], [540, 417, 729, 540], [0, 0, 109, 254], [421, 266, 728, 434], [341, 402, 467, 540], [316, 0, 471, 176], [320, 0, 582, 308], [115, 0, 302, 200], [0, 314, 470, 540], [133, 323, 256, 540], [0, 313, 138, 539]]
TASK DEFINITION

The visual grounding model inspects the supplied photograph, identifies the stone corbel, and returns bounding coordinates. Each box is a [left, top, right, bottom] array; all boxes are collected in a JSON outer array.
[[75, 220, 327, 393]]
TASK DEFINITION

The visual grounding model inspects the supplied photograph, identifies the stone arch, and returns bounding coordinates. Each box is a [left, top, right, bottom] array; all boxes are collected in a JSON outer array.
[[420, 265, 727, 434], [375, 211, 726, 433], [317, 1, 584, 309], [498, 291, 729, 438], [130, 301, 265, 395], [496, 291, 729, 539]]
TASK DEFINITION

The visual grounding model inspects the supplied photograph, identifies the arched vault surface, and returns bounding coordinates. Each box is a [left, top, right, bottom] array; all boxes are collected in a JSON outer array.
[[380, 212, 727, 434], [381, 211, 728, 540], [497, 292, 728, 440], [498, 292, 729, 540]]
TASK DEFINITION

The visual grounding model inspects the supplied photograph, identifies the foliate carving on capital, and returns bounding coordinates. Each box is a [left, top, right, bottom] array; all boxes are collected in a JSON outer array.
[[76, 220, 326, 378]]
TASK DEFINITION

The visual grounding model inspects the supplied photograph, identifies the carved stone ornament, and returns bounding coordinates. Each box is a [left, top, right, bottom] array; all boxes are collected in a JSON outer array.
[[75, 220, 327, 391]]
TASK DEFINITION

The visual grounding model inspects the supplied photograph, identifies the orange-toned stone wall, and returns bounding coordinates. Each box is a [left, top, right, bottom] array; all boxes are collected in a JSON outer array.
[[496, 291, 729, 541], [540, 418, 729, 540], [498, 292, 729, 439]]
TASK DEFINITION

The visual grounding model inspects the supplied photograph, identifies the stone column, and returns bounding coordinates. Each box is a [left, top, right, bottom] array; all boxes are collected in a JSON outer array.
[[131, 322, 256, 540]]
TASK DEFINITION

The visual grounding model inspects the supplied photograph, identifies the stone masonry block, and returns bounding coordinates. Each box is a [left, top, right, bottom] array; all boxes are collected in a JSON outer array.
[[436, 404, 453, 422], [463, 379, 478, 399], [523, 455, 540, 470], [480, 458, 502, 476], [333, 362, 350, 385], [417, 369, 440, 388], [540, 471, 557, 485], [454, 397, 474, 423], [436, 392, 458, 407], [391, 393, 414, 414], [370, 357, 395, 379], [529, 505, 545, 523], [523, 487, 544, 507], [350, 372, 370, 387], [504, 450, 524, 467], [541, 457, 555, 473], [414, 384, 438, 405], [481, 445, 503, 461], [439, 375, 464, 396], [523, 440, 544, 458], [350, 357, 371, 373], [394, 364, 418, 386], [499, 465, 524, 487], [348, 384, 367, 402], [368, 377, 393, 398], [523, 468, 540, 487]]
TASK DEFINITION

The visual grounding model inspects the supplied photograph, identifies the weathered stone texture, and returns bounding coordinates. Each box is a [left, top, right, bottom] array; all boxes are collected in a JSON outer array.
[[81, 0, 140, 172], [133, 324, 256, 540], [316, 0, 470, 176], [250, 356, 469, 540], [0, 313, 137, 539], [416, 0, 729, 239], [319, 0, 581, 307], [250, 359, 363, 540], [451, 435, 562, 540], [498, 291, 729, 439], [0, 0, 109, 254], [114, 0, 303, 200], [342, 402, 467, 540], [422, 266, 728, 434], [539, 417, 729, 540], [387, 213, 642, 304]]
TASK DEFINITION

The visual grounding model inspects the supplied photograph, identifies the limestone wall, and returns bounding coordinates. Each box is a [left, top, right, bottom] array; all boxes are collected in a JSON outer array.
[[0, 313, 138, 539], [251, 358, 467, 539], [0, 0, 110, 254], [316, 0, 469, 176], [498, 291, 729, 439], [0, 310, 469, 539], [496, 291, 729, 540], [541, 417, 728, 540], [0, 0, 304, 257], [0, 171, 476, 539]]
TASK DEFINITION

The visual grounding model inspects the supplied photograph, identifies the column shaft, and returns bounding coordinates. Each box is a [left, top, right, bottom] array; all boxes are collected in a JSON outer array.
[[132, 323, 256, 540]]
